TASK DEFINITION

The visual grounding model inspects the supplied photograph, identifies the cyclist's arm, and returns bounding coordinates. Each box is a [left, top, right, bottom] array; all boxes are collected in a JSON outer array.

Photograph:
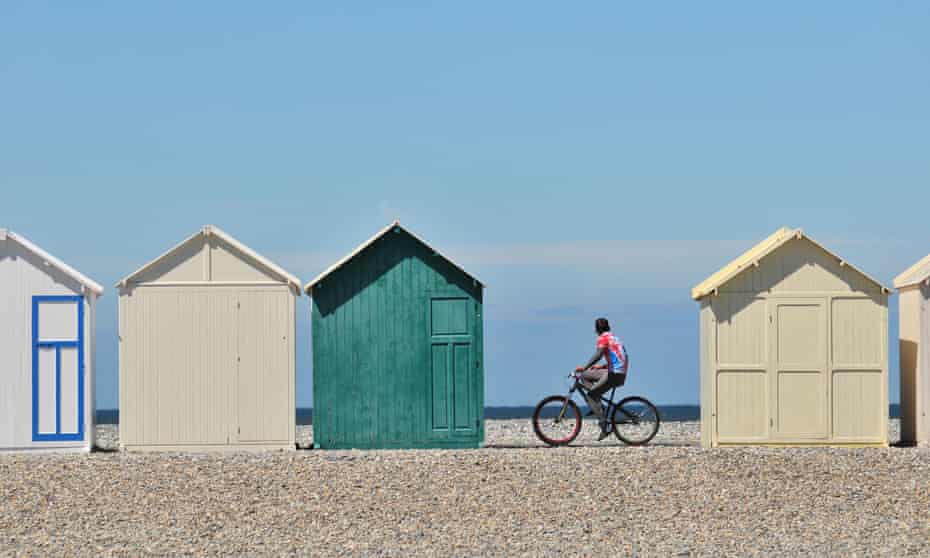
[[581, 348, 607, 370]]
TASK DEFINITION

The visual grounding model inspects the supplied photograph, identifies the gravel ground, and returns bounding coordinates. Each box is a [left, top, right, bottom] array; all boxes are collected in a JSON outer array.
[[1, 420, 927, 556]]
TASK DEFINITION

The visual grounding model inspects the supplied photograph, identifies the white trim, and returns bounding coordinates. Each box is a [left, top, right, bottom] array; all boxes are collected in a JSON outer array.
[[1, 230, 104, 296], [894, 253, 930, 289], [116, 225, 301, 292], [303, 221, 484, 293], [127, 281, 291, 287]]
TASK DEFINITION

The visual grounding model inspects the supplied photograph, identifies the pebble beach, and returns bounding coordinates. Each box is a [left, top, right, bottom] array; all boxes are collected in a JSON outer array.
[[1, 420, 928, 556]]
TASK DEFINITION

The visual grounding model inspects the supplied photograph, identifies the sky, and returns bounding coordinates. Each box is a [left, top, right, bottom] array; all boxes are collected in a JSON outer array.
[[2, 3, 928, 409]]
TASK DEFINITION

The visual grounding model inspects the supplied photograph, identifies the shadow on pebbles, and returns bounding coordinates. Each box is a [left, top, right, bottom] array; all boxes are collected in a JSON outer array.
[[0, 420, 927, 556]]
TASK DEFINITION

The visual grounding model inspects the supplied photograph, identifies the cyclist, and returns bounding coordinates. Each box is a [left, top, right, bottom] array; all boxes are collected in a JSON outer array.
[[575, 317, 628, 440]]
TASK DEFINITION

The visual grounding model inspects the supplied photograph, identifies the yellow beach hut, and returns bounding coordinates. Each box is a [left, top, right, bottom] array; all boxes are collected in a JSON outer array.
[[693, 227, 889, 448]]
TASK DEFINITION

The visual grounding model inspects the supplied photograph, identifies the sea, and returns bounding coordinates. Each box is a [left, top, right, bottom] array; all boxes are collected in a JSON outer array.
[[94, 405, 902, 425]]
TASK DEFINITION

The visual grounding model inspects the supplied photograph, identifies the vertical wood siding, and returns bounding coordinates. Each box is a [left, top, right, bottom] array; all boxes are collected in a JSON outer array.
[[120, 286, 295, 449], [921, 285, 930, 444], [312, 230, 483, 449], [0, 239, 94, 451], [898, 286, 926, 444]]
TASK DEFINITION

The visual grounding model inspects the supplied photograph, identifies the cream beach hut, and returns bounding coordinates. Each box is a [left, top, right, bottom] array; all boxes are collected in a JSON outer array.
[[693, 227, 890, 448], [894, 255, 930, 446], [0, 229, 103, 452], [117, 225, 300, 451]]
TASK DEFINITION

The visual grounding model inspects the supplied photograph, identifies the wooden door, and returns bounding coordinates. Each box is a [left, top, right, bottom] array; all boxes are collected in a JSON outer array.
[[428, 295, 478, 438], [235, 291, 292, 443], [32, 296, 84, 442], [770, 298, 829, 440]]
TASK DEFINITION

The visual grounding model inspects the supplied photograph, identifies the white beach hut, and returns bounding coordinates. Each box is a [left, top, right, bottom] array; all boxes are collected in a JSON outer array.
[[117, 225, 300, 451], [894, 255, 930, 446], [0, 229, 103, 452]]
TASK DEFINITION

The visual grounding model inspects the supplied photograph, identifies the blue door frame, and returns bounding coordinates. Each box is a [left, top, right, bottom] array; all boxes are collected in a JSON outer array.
[[32, 295, 85, 442]]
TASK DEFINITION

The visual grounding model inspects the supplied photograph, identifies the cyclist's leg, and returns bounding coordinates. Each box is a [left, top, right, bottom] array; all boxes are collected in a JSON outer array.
[[580, 369, 609, 419]]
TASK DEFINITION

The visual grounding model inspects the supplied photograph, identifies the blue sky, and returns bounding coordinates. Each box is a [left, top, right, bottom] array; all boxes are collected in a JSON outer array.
[[2, 3, 928, 408]]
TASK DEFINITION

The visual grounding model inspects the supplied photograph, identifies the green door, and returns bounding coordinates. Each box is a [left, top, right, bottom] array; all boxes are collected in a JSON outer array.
[[428, 294, 478, 439]]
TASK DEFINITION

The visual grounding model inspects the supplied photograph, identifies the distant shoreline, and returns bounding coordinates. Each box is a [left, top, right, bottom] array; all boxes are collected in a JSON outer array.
[[94, 404, 902, 425]]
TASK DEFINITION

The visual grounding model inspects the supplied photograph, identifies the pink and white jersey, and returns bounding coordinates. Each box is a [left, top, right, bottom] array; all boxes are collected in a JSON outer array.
[[597, 332, 628, 373]]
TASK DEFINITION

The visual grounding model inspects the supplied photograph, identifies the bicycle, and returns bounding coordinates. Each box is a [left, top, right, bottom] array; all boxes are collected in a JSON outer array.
[[531, 370, 660, 446]]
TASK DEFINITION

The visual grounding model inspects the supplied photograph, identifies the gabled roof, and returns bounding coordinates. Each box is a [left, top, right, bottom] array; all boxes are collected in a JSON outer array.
[[117, 225, 301, 290], [304, 221, 483, 294], [894, 254, 930, 289], [0, 229, 104, 295], [692, 227, 889, 300]]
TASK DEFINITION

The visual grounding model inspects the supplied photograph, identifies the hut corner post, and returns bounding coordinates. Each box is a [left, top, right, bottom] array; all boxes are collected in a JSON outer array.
[[699, 298, 714, 448]]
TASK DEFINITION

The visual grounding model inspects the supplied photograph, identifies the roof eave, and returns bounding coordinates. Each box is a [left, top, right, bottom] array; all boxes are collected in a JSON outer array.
[[5, 230, 104, 296], [893, 254, 930, 290]]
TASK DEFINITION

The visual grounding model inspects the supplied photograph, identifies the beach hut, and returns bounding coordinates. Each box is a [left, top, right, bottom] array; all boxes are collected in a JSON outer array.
[[117, 225, 300, 451], [306, 221, 484, 449], [0, 229, 103, 452], [894, 255, 930, 446], [692, 227, 890, 448]]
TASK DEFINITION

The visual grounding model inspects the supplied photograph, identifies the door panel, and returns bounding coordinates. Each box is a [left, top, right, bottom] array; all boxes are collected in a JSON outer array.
[[832, 371, 883, 439], [38, 300, 79, 341], [432, 298, 469, 335], [59, 347, 80, 434], [37, 347, 57, 435], [716, 371, 768, 441], [772, 299, 828, 439], [777, 305, 823, 366], [777, 372, 825, 436], [430, 343, 450, 431], [453, 343, 473, 431], [140, 290, 236, 446], [237, 292, 291, 443]]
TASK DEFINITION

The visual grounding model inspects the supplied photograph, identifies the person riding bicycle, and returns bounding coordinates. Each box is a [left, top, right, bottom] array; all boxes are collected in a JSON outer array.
[[575, 317, 628, 440]]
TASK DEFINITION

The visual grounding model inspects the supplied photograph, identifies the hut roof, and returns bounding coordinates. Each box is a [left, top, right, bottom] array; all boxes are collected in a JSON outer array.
[[692, 226, 889, 300], [304, 221, 483, 294], [894, 254, 930, 289], [0, 229, 104, 295], [116, 225, 301, 290]]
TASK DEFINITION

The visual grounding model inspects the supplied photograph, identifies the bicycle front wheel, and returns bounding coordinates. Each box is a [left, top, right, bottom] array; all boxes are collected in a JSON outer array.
[[612, 396, 660, 446], [532, 396, 582, 447]]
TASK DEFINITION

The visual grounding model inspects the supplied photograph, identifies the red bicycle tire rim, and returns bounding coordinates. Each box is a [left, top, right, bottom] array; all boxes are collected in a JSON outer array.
[[538, 403, 581, 444]]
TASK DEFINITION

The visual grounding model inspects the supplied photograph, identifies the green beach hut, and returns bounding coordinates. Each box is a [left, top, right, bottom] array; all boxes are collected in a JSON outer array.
[[305, 222, 484, 449]]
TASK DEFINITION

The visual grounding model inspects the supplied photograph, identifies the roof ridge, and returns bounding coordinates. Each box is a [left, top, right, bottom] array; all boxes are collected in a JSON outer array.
[[304, 221, 483, 293]]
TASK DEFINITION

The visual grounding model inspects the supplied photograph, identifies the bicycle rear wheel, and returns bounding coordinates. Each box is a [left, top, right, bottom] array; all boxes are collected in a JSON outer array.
[[532, 396, 582, 446], [612, 396, 660, 446]]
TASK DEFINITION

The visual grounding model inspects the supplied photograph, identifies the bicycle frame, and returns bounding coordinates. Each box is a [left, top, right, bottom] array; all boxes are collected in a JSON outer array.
[[564, 377, 639, 424]]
